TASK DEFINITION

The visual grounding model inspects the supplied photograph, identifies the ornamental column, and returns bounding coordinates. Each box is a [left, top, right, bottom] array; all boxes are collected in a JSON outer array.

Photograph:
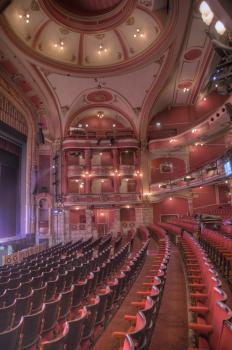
[[113, 149, 119, 192], [62, 151, 68, 195]]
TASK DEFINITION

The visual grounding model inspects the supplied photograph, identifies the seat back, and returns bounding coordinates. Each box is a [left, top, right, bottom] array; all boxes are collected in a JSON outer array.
[[42, 294, 61, 334], [22, 304, 45, 349], [0, 300, 16, 332], [45, 276, 58, 302], [59, 286, 74, 321], [82, 296, 100, 340], [0, 317, 23, 350], [56, 272, 68, 294], [95, 287, 111, 325], [14, 290, 33, 325], [31, 283, 47, 312], [129, 312, 147, 350], [123, 335, 135, 350], [72, 280, 87, 308], [209, 300, 232, 350], [219, 318, 232, 350], [41, 322, 69, 350], [66, 307, 87, 350], [140, 297, 155, 327]]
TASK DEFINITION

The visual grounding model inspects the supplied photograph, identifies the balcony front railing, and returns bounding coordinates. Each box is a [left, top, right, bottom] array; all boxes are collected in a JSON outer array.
[[150, 152, 231, 195], [64, 193, 142, 205]]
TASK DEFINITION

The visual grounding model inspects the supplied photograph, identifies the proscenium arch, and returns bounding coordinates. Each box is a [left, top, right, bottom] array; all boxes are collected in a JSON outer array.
[[0, 76, 37, 235]]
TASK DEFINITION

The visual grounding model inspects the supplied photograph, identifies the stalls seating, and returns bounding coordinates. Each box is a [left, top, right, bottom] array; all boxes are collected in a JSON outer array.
[[66, 307, 87, 350], [40, 322, 69, 350], [21, 304, 45, 349], [0, 317, 23, 350], [113, 311, 147, 350]]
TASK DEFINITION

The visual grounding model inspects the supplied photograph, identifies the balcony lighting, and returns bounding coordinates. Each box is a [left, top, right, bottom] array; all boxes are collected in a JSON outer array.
[[215, 21, 226, 35], [199, 1, 214, 25]]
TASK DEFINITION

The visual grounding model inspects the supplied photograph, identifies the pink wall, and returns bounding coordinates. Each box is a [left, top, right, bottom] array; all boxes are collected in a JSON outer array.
[[120, 208, 135, 221], [70, 209, 86, 224], [189, 136, 226, 171], [149, 93, 227, 135], [151, 157, 186, 183], [153, 197, 189, 222], [218, 184, 230, 204], [38, 155, 50, 192], [127, 180, 136, 192], [101, 151, 113, 166], [102, 179, 114, 192], [80, 116, 124, 130], [192, 185, 217, 209], [67, 152, 83, 165]]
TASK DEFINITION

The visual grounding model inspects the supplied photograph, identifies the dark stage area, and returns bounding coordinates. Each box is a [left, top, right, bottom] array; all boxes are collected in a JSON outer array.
[[0, 139, 21, 238]]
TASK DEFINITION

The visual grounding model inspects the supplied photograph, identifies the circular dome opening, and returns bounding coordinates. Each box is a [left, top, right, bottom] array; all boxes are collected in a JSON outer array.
[[52, 0, 123, 16]]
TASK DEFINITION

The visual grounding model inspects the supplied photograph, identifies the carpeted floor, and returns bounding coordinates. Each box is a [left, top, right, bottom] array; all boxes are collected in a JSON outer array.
[[93, 238, 158, 350], [148, 245, 188, 350], [93, 242, 189, 350]]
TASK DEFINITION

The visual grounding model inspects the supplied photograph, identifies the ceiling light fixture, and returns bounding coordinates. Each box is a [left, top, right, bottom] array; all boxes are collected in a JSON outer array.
[[199, 1, 214, 25], [98, 43, 108, 54], [215, 20, 226, 35], [54, 40, 65, 51], [97, 111, 104, 119], [18, 11, 30, 24], [133, 28, 144, 38]]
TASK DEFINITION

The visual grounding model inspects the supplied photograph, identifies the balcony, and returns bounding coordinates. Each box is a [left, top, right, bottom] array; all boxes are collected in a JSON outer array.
[[64, 193, 142, 206], [91, 165, 113, 176], [63, 136, 139, 150], [67, 165, 84, 177], [148, 101, 231, 152], [119, 165, 135, 176], [150, 154, 230, 195]]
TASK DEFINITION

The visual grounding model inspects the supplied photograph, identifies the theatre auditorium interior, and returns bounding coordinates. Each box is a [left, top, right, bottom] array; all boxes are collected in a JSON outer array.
[[1, 0, 232, 349]]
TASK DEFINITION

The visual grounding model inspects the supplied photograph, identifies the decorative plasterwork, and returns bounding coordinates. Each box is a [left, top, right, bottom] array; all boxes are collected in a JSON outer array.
[[2, 0, 174, 73]]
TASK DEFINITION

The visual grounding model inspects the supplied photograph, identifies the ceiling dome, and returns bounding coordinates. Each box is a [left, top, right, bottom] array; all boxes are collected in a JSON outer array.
[[52, 0, 123, 16], [2, 0, 173, 74]]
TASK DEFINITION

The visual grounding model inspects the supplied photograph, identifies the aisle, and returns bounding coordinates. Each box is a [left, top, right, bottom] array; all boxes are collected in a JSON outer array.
[[149, 244, 188, 350], [93, 238, 158, 350]]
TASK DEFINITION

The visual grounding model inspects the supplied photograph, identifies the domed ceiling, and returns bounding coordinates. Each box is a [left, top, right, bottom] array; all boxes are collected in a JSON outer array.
[[2, 0, 170, 73]]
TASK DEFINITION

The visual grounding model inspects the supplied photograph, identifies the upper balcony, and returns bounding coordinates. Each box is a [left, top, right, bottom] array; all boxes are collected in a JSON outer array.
[[63, 128, 140, 150], [148, 100, 232, 153], [150, 149, 232, 195]]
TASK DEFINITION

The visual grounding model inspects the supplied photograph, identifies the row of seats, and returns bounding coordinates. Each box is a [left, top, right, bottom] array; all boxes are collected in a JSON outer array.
[[200, 228, 232, 286], [168, 220, 199, 234], [0, 234, 127, 349], [112, 229, 171, 349], [194, 208, 232, 219], [220, 223, 232, 238], [0, 232, 150, 349], [181, 232, 232, 350]]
